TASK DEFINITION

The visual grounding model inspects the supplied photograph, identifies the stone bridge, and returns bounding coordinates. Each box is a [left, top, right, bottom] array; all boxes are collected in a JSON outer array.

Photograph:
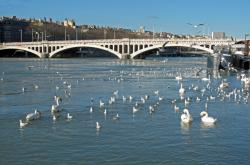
[[0, 38, 235, 59]]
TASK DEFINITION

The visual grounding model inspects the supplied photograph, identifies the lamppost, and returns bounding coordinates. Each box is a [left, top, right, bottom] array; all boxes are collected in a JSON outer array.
[[19, 29, 23, 42], [31, 29, 34, 42], [244, 33, 250, 56], [104, 29, 107, 39], [41, 32, 44, 41], [64, 27, 67, 41], [35, 32, 39, 41], [75, 28, 78, 40], [148, 16, 159, 40]]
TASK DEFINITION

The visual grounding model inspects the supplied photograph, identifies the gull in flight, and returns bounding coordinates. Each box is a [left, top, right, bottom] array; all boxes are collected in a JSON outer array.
[[187, 23, 204, 28]]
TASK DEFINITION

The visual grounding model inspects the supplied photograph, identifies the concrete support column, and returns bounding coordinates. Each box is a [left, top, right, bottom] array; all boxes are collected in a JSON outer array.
[[127, 43, 130, 54], [122, 44, 125, 54], [117, 44, 120, 53]]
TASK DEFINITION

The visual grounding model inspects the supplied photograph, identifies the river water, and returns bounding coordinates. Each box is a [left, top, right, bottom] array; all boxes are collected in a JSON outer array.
[[0, 57, 249, 164]]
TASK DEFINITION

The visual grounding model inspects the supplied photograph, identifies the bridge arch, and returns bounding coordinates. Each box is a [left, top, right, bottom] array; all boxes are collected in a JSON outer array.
[[130, 43, 214, 59], [0, 46, 42, 58], [49, 44, 122, 59]]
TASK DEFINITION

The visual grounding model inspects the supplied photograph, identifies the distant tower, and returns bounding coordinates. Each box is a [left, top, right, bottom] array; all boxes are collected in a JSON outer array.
[[138, 26, 145, 33]]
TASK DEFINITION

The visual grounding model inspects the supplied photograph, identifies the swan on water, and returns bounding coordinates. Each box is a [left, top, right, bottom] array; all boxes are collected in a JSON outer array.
[[181, 109, 193, 124], [179, 83, 185, 95], [200, 111, 217, 124], [26, 109, 41, 121], [51, 96, 62, 113]]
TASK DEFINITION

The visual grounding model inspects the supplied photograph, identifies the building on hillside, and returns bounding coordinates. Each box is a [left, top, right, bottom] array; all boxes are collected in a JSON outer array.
[[212, 32, 226, 39], [64, 19, 76, 28]]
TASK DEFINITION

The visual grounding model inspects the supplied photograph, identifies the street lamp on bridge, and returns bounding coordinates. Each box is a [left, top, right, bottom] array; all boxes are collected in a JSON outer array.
[[244, 33, 250, 56], [19, 29, 23, 42]]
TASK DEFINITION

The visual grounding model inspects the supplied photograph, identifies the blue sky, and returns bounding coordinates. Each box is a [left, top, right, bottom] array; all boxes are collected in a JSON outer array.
[[1, 0, 249, 38]]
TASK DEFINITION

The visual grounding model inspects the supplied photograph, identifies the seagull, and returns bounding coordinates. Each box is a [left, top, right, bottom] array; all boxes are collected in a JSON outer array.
[[154, 90, 159, 95], [122, 96, 127, 102], [99, 100, 105, 108], [53, 115, 57, 121], [113, 113, 120, 120], [96, 122, 101, 130], [89, 107, 93, 113], [187, 23, 204, 28], [174, 104, 180, 112], [133, 106, 139, 114], [158, 96, 163, 101], [201, 75, 211, 82], [67, 113, 73, 120]]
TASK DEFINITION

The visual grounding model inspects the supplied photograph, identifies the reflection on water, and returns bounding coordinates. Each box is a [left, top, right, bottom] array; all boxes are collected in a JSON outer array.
[[180, 121, 192, 134], [200, 122, 216, 129], [0, 57, 250, 165]]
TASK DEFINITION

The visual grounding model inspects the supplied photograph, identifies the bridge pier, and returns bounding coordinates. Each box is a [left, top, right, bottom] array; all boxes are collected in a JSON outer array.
[[121, 54, 131, 59], [41, 53, 49, 58]]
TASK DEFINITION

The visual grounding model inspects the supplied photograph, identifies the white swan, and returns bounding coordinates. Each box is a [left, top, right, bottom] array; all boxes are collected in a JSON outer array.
[[200, 111, 217, 124], [51, 96, 62, 113], [26, 109, 41, 121], [96, 122, 101, 129], [181, 109, 193, 124], [179, 83, 185, 95], [19, 119, 28, 128]]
